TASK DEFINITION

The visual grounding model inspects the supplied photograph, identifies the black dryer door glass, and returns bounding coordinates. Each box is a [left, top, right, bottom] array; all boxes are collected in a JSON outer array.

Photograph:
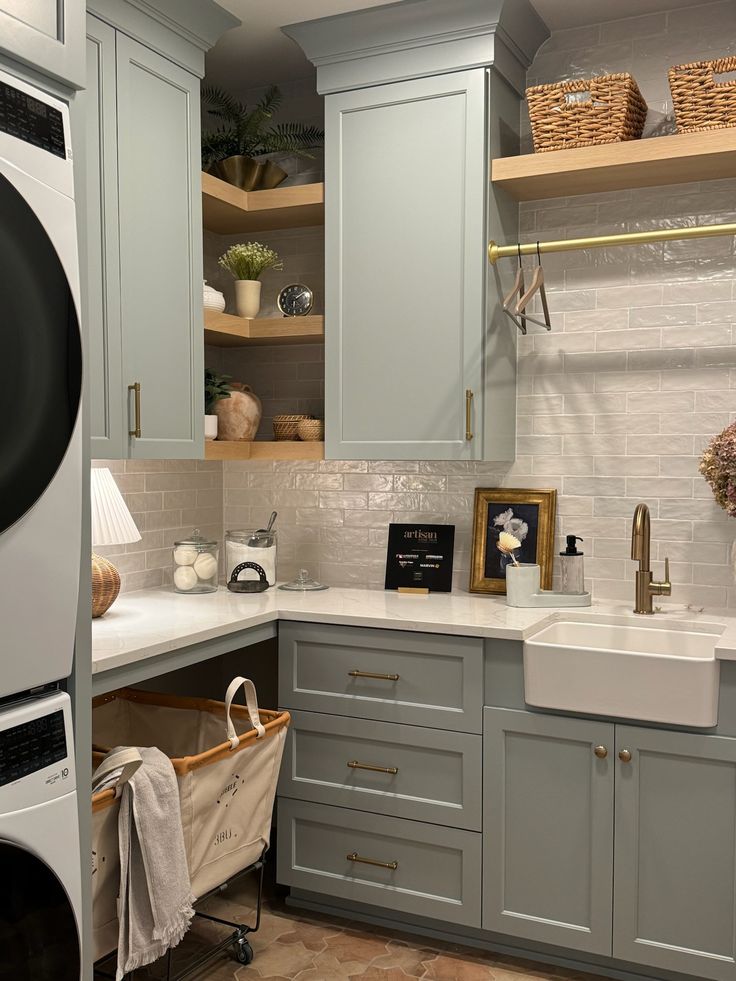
[[0, 172, 82, 533], [0, 840, 80, 979]]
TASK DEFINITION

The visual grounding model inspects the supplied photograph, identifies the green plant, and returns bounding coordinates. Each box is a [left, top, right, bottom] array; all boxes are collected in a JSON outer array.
[[205, 368, 231, 414], [201, 85, 324, 168], [218, 242, 282, 281]]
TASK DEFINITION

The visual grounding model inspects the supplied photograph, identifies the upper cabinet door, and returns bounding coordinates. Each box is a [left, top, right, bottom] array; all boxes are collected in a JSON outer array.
[[483, 708, 614, 956], [86, 15, 124, 459], [116, 35, 203, 459], [614, 726, 736, 981], [325, 69, 486, 460], [0, 0, 84, 89]]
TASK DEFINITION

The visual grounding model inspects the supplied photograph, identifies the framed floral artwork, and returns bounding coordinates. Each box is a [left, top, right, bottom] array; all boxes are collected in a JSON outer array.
[[469, 488, 557, 594]]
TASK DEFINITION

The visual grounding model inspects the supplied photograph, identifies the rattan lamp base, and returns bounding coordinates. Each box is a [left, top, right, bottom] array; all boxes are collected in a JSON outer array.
[[92, 552, 121, 618]]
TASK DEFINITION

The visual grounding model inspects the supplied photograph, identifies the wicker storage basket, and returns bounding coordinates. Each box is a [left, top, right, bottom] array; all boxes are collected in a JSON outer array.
[[297, 418, 324, 441], [526, 73, 648, 152], [273, 413, 307, 440], [669, 57, 736, 132]]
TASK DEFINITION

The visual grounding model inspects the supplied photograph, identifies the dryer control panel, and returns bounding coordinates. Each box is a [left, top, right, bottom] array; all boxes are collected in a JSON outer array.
[[0, 709, 66, 787], [0, 78, 65, 158]]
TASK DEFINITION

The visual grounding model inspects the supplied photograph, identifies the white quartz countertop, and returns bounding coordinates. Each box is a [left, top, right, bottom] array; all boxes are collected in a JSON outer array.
[[91, 584, 736, 677]]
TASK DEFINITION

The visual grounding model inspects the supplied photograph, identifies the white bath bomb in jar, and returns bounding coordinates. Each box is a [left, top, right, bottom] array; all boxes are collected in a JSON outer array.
[[193, 553, 218, 581], [174, 546, 197, 566], [174, 565, 198, 591]]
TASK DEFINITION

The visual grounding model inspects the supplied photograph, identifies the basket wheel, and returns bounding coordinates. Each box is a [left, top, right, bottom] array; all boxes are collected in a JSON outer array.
[[233, 935, 253, 965]]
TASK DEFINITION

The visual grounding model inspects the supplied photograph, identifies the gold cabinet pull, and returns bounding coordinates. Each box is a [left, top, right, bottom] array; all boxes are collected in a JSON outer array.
[[347, 851, 398, 871], [465, 388, 474, 441], [348, 670, 400, 682], [347, 760, 399, 775], [593, 745, 608, 759], [128, 382, 142, 438], [618, 749, 632, 763]]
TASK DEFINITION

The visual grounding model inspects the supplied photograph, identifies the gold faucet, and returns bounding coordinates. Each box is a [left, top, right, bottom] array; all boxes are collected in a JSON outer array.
[[631, 503, 671, 614]]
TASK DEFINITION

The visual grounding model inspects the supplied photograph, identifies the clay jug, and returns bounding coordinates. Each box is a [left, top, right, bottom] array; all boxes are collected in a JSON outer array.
[[214, 383, 262, 441]]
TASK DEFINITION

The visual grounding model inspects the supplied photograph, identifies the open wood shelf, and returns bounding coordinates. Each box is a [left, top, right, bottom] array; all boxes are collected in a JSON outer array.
[[205, 440, 325, 461], [492, 128, 736, 201], [204, 310, 324, 347], [202, 172, 324, 233]]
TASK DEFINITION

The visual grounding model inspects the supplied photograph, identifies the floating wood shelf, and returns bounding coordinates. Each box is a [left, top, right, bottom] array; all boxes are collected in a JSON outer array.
[[492, 128, 736, 201], [204, 310, 324, 347], [202, 172, 324, 233], [205, 440, 325, 461]]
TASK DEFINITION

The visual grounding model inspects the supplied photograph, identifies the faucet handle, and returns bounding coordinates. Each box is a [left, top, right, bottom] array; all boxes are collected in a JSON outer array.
[[652, 556, 671, 597]]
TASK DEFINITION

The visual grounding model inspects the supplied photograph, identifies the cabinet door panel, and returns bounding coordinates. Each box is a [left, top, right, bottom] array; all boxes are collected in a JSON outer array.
[[614, 726, 736, 981], [86, 16, 124, 458], [325, 70, 485, 460], [116, 34, 203, 458], [483, 708, 614, 955], [0, 0, 84, 89]]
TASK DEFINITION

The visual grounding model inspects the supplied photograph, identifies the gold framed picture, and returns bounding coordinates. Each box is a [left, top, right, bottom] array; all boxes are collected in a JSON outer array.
[[469, 488, 557, 594]]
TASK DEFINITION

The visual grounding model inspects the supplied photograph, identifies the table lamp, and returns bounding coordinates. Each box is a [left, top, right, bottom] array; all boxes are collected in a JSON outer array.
[[91, 467, 141, 618]]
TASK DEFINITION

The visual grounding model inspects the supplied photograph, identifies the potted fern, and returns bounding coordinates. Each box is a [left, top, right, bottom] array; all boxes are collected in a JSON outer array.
[[201, 85, 323, 191], [204, 368, 231, 440]]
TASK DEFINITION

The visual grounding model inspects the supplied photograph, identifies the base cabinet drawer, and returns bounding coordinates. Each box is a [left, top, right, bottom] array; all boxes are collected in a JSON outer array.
[[277, 799, 481, 927], [279, 622, 483, 732], [279, 711, 481, 830]]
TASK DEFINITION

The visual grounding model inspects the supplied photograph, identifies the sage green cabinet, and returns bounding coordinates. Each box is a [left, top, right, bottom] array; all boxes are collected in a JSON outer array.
[[86, 14, 204, 459], [613, 726, 736, 981], [0, 0, 84, 89], [483, 708, 615, 955]]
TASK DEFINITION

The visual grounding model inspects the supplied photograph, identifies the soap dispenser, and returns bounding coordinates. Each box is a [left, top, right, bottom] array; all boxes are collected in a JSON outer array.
[[560, 535, 585, 595]]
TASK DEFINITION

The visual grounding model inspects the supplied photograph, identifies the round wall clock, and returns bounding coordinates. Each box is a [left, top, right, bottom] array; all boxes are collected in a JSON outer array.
[[277, 283, 314, 317]]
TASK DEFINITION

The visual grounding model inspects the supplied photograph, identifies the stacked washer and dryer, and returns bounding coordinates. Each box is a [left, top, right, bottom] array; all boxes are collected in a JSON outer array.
[[0, 67, 83, 979]]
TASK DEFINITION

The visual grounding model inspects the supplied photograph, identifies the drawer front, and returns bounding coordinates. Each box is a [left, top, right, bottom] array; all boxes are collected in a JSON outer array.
[[277, 798, 481, 927], [279, 711, 481, 830], [279, 622, 483, 732]]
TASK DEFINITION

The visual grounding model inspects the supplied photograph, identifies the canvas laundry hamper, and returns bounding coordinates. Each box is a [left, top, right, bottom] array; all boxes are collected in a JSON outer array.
[[91, 678, 289, 963]]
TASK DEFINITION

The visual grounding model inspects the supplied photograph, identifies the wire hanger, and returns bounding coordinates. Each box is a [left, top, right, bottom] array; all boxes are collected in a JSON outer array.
[[502, 244, 528, 335], [515, 242, 551, 330]]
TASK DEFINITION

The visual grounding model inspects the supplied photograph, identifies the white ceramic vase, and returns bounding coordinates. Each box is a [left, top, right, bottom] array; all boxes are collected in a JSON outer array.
[[204, 415, 218, 441], [234, 279, 261, 319]]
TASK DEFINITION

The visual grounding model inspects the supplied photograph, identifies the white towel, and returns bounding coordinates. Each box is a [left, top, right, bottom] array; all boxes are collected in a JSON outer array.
[[114, 746, 194, 980]]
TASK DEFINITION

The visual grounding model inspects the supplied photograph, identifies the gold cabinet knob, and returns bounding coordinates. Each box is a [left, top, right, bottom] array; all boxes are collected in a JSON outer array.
[[618, 749, 632, 763], [593, 745, 608, 759]]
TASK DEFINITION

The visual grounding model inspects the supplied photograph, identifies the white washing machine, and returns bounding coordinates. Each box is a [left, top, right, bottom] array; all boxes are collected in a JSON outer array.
[[0, 691, 81, 979], [0, 67, 83, 698]]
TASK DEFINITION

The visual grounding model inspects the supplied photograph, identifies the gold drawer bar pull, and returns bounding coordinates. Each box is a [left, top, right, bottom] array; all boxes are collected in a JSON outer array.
[[465, 388, 474, 441], [128, 382, 142, 438], [348, 670, 400, 681], [347, 760, 399, 775], [347, 851, 398, 871]]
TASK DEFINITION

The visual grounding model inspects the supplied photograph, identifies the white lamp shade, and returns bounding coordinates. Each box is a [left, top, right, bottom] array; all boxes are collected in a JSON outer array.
[[90, 467, 142, 547]]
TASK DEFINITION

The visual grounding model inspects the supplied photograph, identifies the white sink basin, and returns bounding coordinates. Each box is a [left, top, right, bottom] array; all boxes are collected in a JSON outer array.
[[523, 618, 722, 727]]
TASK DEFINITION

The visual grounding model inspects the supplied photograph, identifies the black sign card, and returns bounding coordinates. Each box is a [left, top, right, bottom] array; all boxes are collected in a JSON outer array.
[[384, 523, 455, 592]]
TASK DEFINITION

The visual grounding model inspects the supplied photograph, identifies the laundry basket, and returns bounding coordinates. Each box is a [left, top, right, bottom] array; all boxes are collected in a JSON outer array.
[[91, 678, 290, 963]]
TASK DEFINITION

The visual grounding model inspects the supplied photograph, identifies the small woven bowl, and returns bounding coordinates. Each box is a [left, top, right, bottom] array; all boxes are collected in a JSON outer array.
[[297, 418, 324, 441], [273, 413, 308, 440]]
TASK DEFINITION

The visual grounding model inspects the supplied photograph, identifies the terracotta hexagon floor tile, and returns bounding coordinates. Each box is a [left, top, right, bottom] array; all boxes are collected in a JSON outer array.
[[292, 950, 374, 980], [368, 939, 437, 977], [239, 940, 316, 979], [275, 919, 344, 951], [419, 953, 498, 980], [348, 967, 419, 980], [325, 930, 395, 963]]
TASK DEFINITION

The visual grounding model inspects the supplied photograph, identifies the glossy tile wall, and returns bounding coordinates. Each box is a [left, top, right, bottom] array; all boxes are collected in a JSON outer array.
[[221, 2, 736, 609]]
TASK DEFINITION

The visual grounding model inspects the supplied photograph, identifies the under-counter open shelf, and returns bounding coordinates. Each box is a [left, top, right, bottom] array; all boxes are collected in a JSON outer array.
[[492, 128, 736, 201], [204, 310, 324, 346], [202, 172, 325, 233], [205, 440, 325, 461]]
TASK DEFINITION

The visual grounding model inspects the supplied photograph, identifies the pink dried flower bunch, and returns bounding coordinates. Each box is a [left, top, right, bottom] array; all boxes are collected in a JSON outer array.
[[700, 421, 736, 517]]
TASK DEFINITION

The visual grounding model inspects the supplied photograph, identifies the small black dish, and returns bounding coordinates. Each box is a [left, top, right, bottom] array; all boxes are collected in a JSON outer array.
[[227, 561, 269, 593]]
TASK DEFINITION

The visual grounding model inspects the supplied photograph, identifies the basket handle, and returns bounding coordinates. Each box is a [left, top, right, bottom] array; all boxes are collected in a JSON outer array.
[[92, 747, 143, 798], [225, 676, 266, 749], [711, 58, 736, 85]]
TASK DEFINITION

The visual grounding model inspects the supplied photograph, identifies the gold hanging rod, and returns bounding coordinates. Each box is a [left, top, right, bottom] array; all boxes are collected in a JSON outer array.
[[487, 222, 736, 265]]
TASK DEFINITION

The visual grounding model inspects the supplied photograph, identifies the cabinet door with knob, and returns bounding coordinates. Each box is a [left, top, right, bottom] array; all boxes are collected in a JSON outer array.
[[613, 726, 736, 981], [483, 708, 614, 955], [324, 69, 486, 460]]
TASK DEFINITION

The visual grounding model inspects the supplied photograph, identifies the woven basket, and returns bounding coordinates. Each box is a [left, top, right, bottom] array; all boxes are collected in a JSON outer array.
[[526, 73, 648, 152], [669, 57, 736, 132], [273, 413, 308, 440], [297, 418, 324, 442]]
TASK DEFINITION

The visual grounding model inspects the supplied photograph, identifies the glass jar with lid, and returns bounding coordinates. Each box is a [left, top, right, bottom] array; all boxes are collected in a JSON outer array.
[[225, 529, 277, 587], [172, 529, 219, 593]]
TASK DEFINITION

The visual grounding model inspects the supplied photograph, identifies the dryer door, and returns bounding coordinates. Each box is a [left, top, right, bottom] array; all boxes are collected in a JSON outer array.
[[0, 171, 82, 534], [0, 840, 80, 979]]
